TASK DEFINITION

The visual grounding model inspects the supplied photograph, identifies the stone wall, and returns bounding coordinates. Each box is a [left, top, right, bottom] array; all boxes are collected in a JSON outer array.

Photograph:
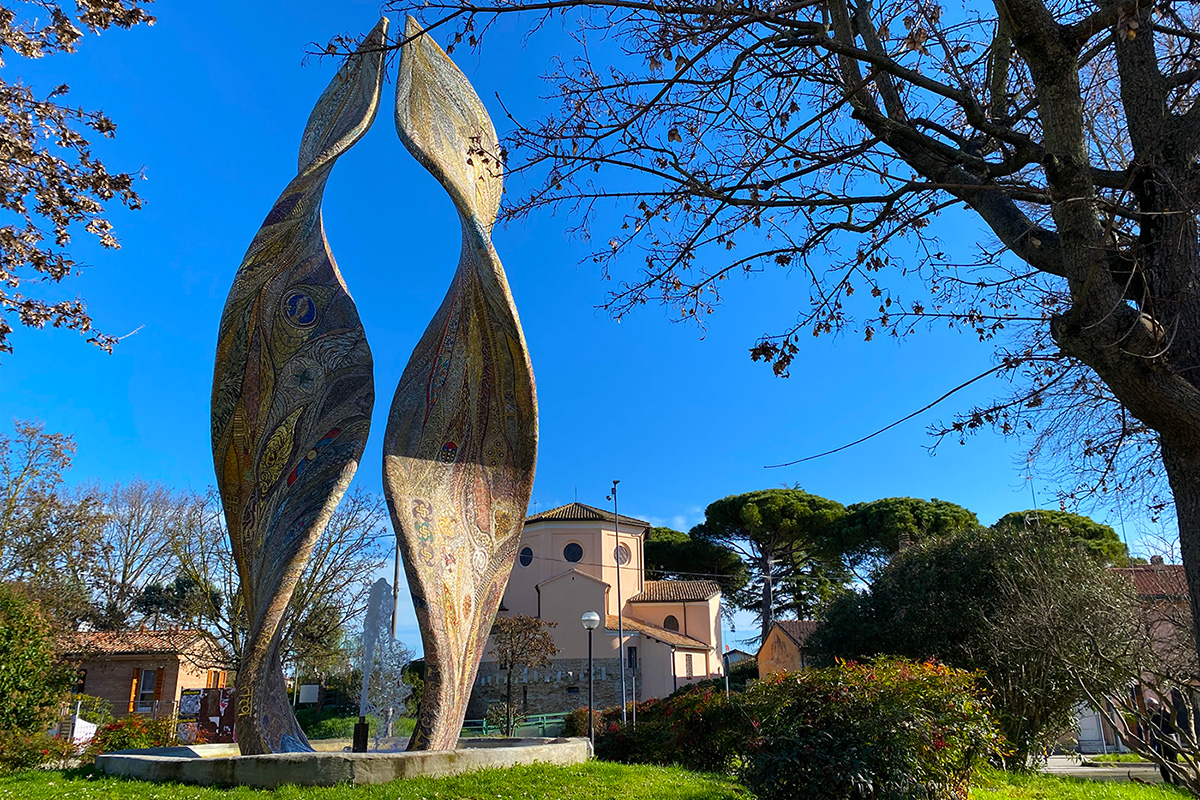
[[468, 657, 642, 717]]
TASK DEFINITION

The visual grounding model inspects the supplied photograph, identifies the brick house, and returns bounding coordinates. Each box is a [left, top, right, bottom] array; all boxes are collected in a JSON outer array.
[[61, 628, 231, 720], [469, 502, 725, 717], [757, 620, 818, 675], [1073, 557, 1191, 753]]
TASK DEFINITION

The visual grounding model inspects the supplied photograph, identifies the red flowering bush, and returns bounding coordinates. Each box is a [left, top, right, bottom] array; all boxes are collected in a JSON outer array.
[[80, 715, 178, 763], [738, 659, 1002, 800], [0, 730, 75, 773], [590, 658, 1001, 800], [596, 687, 743, 772]]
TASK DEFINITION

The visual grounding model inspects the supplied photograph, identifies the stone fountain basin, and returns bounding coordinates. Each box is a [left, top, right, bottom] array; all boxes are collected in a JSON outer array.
[[95, 737, 590, 788]]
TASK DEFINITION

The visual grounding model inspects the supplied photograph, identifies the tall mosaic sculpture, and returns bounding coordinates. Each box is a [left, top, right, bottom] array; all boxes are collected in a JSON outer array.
[[384, 16, 539, 751], [210, 18, 387, 755]]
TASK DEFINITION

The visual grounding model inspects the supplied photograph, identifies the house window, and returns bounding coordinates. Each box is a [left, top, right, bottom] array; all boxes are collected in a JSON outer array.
[[74, 669, 87, 694], [663, 614, 680, 632], [614, 544, 631, 565], [136, 668, 158, 713], [519, 547, 534, 567], [207, 670, 227, 689], [627, 646, 638, 669], [685, 653, 694, 679], [563, 542, 583, 563]]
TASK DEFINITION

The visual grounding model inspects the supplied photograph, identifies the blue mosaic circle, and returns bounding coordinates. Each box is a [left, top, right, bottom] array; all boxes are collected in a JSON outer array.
[[282, 289, 318, 328]]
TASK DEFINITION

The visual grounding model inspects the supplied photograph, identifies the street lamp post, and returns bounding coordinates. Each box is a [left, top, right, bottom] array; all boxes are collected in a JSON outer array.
[[607, 480, 626, 723], [581, 611, 601, 747]]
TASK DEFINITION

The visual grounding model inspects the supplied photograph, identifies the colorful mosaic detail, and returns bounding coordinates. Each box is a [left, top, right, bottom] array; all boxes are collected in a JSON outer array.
[[385, 16, 538, 752], [210, 18, 388, 756]]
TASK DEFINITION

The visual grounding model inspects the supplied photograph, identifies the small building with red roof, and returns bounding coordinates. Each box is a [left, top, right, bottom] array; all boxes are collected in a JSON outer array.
[[60, 626, 231, 720]]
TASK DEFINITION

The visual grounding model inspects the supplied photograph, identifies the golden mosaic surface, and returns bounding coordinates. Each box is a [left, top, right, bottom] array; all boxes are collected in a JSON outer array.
[[210, 18, 388, 755], [384, 17, 538, 752]]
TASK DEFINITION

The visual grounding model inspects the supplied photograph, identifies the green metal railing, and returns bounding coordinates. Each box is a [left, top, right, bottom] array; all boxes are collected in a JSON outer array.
[[460, 712, 569, 737]]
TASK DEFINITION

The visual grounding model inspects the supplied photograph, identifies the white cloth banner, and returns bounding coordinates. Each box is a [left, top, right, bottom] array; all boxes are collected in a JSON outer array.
[[72, 716, 97, 745]]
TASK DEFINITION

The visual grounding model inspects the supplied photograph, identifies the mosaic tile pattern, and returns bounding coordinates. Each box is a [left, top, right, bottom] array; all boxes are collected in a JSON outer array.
[[210, 18, 387, 755], [385, 16, 538, 751]]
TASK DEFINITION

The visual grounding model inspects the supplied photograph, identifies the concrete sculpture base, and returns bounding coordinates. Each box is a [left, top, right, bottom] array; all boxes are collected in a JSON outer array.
[[95, 738, 588, 788]]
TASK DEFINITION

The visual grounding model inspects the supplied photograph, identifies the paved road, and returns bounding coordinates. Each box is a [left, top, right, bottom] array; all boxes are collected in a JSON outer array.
[[1043, 755, 1164, 784]]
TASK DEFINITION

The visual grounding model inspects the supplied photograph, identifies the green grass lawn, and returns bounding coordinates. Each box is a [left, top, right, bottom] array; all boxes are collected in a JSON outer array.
[[0, 763, 750, 800], [2, 761, 1192, 800], [293, 709, 417, 741], [970, 768, 1189, 800]]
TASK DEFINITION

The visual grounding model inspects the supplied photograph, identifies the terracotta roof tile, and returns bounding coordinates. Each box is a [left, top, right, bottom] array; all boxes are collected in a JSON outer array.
[[525, 502, 649, 527], [630, 580, 721, 603], [607, 614, 709, 650], [61, 629, 230, 667], [1112, 564, 1189, 599], [775, 620, 819, 648]]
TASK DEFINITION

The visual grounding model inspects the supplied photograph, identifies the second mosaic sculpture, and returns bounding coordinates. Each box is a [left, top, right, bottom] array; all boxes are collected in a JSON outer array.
[[384, 17, 539, 751]]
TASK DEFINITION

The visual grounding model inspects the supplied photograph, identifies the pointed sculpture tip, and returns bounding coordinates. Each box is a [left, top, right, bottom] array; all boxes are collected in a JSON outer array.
[[368, 15, 391, 42], [394, 12, 503, 227], [296, 17, 390, 175]]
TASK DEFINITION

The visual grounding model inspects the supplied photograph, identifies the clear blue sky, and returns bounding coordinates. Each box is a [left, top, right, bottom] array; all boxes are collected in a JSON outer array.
[[0, 2, 1168, 649]]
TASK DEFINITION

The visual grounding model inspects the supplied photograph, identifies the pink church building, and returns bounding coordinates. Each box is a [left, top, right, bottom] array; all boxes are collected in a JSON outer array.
[[468, 502, 725, 717]]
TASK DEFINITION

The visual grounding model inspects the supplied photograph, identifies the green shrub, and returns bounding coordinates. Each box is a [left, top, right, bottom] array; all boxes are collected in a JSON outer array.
[[485, 702, 527, 736], [0, 585, 73, 735], [591, 658, 1001, 800], [80, 715, 178, 762], [811, 527, 1134, 768], [597, 691, 744, 774], [295, 707, 374, 740], [66, 693, 112, 724], [738, 660, 1001, 800], [0, 729, 75, 773], [562, 706, 604, 738], [562, 707, 587, 737]]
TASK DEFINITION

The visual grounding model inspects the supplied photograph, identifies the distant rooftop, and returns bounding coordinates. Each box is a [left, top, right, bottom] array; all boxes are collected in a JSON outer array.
[[1112, 560, 1188, 599], [525, 502, 649, 528], [630, 580, 721, 603], [606, 614, 709, 650], [60, 628, 229, 666], [774, 620, 820, 648]]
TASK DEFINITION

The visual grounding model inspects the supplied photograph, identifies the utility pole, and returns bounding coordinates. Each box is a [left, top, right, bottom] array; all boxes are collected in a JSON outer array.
[[761, 554, 776, 644], [391, 542, 402, 638], [608, 480, 627, 723]]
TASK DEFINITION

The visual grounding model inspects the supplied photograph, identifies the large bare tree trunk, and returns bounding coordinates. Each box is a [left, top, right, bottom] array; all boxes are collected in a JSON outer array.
[[1162, 442, 1200, 656]]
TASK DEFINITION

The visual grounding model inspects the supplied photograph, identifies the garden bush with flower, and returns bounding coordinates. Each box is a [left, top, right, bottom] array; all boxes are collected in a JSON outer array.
[[79, 715, 179, 763], [587, 657, 1001, 800], [0, 730, 75, 773]]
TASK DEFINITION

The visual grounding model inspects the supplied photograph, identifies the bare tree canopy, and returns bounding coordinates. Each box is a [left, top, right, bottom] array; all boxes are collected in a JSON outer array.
[[366, 0, 1200, 669], [0, 420, 105, 624], [489, 614, 559, 735], [170, 487, 391, 670], [0, 0, 154, 356], [90, 480, 193, 627]]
